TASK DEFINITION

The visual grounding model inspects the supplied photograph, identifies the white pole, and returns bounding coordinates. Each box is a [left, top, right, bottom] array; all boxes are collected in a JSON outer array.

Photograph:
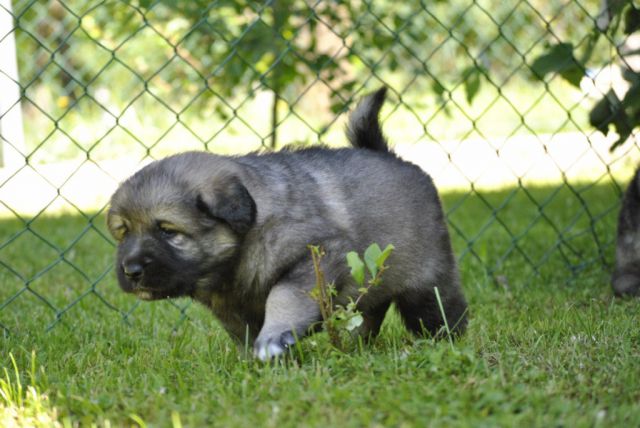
[[0, 0, 25, 170]]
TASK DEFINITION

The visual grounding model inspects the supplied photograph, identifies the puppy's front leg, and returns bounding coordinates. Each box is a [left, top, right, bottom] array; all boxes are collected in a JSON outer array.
[[254, 283, 320, 360]]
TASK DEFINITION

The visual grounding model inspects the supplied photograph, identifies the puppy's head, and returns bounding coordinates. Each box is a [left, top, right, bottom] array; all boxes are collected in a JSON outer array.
[[107, 153, 256, 301]]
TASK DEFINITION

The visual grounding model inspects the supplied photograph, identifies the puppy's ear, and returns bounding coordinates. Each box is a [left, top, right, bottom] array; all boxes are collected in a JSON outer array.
[[197, 177, 256, 234]]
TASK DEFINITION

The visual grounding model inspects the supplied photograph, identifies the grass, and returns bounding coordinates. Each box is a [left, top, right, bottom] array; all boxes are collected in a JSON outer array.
[[1, 181, 639, 427]]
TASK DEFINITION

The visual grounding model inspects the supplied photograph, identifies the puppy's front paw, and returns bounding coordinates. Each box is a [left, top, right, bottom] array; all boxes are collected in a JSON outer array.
[[254, 331, 296, 361]]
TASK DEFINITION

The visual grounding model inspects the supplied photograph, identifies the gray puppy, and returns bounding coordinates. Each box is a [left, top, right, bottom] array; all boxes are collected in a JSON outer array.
[[612, 167, 640, 296], [107, 88, 468, 360]]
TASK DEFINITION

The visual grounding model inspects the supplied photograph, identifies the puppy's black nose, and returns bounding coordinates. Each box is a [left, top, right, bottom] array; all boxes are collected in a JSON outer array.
[[123, 262, 143, 280], [122, 257, 151, 281]]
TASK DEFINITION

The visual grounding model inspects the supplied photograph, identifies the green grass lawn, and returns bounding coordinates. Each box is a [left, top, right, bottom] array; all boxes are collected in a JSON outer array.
[[1, 181, 639, 427]]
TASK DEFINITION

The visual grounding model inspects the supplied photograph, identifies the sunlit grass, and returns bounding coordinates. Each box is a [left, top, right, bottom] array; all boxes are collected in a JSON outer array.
[[0, 353, 61, 428]]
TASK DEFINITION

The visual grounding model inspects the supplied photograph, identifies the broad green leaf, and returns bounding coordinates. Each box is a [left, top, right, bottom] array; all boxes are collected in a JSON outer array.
[[611, 80, 640, 151], [346, 313, 364, 331], [622, 79, 640, 115], [364, 244, 383, 279], [334, 309, 348, 321], [432, 79, 446, 97], [330, 100, 347, 114], [531, 43, 583, 87], [376, 244, 395, 269], [463, 66, 483, 104], [589, 89, 620, 134], [346, 251, 365, 286], [625, 6, 640, 34], [589, 89, 635, 152]]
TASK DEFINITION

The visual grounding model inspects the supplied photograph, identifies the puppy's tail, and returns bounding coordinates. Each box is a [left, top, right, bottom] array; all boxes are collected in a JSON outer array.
[[346, 87, 389, 152]]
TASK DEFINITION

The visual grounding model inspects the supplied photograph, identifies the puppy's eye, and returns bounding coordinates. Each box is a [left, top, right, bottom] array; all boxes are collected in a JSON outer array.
[[157, 222, 179, 239]]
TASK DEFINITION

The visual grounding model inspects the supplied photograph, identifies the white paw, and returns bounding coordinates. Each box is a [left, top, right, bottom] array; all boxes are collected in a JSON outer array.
[[255, 341, 286, 361], [254, 331, 296, 361]]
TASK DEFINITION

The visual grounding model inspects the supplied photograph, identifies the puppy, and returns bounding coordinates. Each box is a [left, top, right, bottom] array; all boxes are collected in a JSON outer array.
[[612, 167, 640, 296], [107, 88, 468, 360]]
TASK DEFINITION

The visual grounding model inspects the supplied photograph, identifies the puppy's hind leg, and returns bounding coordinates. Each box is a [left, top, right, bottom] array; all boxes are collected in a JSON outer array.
[[395, 284, 467, 339], [355, 300, 392, 342], [612, 268, 640, 297]]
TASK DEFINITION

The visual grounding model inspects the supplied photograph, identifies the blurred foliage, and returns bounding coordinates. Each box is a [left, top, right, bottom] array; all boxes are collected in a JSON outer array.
[[531, 1, 640, 152], [13, 0, 608, 148]]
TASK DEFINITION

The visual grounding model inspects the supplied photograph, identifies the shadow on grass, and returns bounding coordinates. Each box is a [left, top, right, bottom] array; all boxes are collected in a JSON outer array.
[[0, 180, 621, 334], [443, 179, 620, 290]]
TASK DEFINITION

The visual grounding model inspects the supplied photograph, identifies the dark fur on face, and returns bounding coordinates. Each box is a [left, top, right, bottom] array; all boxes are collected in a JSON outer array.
[[108, 164, 252, 301], [108, 87, 468, 360], [612, 167, 640, 297]]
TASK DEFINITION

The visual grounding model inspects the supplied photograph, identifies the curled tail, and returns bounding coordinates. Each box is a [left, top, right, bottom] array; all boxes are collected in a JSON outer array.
[[346, 87, 389, 152]]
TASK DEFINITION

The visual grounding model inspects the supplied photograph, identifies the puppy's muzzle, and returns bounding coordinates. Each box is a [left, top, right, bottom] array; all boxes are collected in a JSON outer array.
[[121, 255, 152, 282]]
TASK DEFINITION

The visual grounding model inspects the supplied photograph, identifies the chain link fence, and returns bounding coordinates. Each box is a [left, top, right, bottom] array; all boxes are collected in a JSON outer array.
[[1, 0, 638, 333]]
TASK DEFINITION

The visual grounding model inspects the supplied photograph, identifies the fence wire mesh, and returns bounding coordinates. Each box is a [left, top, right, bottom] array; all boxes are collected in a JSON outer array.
[[0, 0, 638, 333]]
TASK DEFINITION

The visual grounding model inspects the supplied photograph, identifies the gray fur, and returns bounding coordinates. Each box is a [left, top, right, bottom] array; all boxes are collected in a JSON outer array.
[[107, 88, 468, 360], [612, 167, 640, 296], [346, 87, 389, 152]]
